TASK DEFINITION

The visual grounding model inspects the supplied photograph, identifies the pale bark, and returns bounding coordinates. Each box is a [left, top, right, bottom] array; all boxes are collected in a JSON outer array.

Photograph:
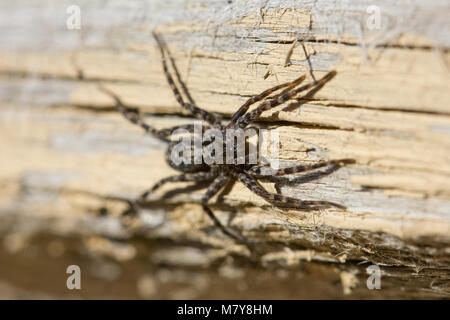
[[0, 0, 449, 298]]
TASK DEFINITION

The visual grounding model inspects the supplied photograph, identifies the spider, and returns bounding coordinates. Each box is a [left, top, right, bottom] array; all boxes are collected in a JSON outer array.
[[99, 32, 353, 243]]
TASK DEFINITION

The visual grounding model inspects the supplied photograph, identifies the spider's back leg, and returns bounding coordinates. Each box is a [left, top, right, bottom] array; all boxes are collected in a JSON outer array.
[[201, 172, 246, 242], [137, 169, 218, 205], [99, 85, 211, 142], [98, 85, 170, 141]]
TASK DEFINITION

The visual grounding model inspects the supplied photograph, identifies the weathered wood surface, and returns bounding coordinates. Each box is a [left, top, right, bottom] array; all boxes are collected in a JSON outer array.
[[0, 0, 449, 298]]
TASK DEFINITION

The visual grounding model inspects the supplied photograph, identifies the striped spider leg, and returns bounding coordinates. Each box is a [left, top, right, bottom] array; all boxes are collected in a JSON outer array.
[[152, 31, 222, 127]]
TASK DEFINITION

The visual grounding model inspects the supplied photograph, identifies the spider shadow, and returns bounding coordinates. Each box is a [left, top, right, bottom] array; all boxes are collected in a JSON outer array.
[[216, 178, 240, 227], [281, 78, 329, 113], [158, 181, 211, 201], [137, 178, 241, 228], [120, 181, 212, 217]]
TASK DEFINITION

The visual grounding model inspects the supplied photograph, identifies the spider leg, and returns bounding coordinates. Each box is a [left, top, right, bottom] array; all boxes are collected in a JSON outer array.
[[152, 31, 222, 126], [201, 172, 245, 242], [163, 38, 196, 108], [157, 123, 208, 137], [136, 169, 218, 206], [98, 85, 170, 141], [226, 75, 306, 128], [236, 71, 337, 128], [99, 85, 208, 140], [300, 41, 317, 83], [236, 171, 346, 210], [246, 159, 354, 176]]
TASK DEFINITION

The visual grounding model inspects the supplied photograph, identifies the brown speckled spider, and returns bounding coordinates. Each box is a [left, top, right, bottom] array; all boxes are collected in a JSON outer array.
[[99, 32, 353, 243]]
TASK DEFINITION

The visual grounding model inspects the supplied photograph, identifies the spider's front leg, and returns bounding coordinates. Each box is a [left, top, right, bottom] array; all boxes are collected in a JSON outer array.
[[236, 71, 337, 128], [153, 31, 222, 127], [246, 159, 355, 177], [236, 171, 346, 210], [226, 75, 306, 128]]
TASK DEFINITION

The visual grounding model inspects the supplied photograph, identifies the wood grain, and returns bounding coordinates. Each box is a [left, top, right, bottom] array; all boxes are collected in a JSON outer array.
[[0, 0, 449, 298]]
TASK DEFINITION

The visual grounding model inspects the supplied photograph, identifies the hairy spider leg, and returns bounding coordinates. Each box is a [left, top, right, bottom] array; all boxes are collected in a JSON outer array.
[[163, 39, 196, 108], [201, 172, 246, 242], [99, 85, 210, 142], [152, 31, 222, 126], [236, 171, 346, 210], [237, 71, 337, 128], [136, 169, 219, 205], [98, 85, 169, 141], [226, 75, 306, 128], [246, 159, 354, 176]]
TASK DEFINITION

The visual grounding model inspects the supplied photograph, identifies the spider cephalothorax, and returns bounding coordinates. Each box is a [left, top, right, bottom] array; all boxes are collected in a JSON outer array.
[[99, 32, 353, 242]]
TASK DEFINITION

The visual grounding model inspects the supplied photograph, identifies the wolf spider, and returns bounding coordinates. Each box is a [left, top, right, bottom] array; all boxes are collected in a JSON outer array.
[[99, 32, 352, 243]]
